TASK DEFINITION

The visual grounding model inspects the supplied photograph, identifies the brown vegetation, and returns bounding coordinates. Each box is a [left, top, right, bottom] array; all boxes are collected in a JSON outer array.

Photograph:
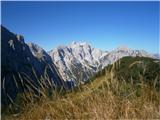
[[2, 62, 160, 120]]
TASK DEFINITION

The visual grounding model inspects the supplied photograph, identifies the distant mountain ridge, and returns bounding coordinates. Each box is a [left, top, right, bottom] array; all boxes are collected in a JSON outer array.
[[49, 41, 158, 84]]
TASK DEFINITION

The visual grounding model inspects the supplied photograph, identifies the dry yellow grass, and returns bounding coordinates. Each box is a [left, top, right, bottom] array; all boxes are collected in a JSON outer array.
[[3, 68, 160, 120], [2, 58, 160, 120]]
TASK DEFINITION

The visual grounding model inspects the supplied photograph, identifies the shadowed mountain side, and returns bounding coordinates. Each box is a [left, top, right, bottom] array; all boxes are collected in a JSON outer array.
[[1, 26, 66, 106]]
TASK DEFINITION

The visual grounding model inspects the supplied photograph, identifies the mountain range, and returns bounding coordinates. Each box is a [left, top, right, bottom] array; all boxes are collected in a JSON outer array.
[[1, 25, 159, 105], [48, 41, 158, 84]]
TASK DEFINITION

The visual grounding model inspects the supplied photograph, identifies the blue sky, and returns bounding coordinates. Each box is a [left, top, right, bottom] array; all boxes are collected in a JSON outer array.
[[1, 1, 159, 53]]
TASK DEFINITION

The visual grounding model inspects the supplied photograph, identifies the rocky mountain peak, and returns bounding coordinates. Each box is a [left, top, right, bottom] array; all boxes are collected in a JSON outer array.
[[49, 41, 159, 83]]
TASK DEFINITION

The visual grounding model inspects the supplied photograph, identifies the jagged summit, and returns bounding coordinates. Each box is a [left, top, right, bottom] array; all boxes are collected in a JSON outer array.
[[49, 41, 106, 82]]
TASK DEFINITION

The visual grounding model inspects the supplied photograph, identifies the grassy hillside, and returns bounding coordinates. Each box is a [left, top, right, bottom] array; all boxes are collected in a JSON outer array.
[[94, 56, 160, 90], [2, 56, 160, 119]]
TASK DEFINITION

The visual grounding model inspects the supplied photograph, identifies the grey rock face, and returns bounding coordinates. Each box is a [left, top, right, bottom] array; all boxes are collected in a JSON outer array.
[[49, 42, 157, 85], [49, 42, 108, 84]]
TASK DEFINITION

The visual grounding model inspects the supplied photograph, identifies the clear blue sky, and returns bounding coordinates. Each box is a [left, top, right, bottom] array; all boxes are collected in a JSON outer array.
[[1, 1, 159, 53]]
